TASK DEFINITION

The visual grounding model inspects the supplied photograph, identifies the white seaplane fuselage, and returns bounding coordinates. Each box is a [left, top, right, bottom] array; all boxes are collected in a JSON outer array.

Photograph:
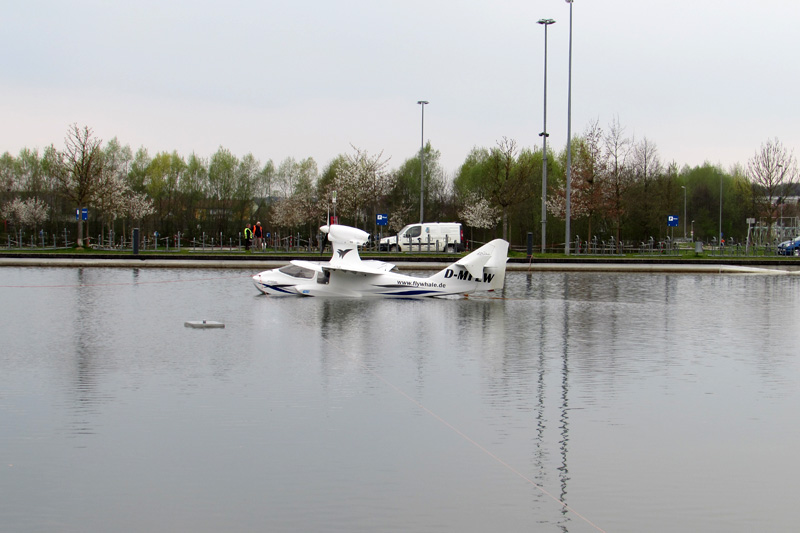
[[252, 224, 509, 298]]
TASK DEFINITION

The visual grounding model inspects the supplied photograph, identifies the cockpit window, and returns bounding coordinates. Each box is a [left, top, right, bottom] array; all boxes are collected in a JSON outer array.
[[278, 265, 316, 279]]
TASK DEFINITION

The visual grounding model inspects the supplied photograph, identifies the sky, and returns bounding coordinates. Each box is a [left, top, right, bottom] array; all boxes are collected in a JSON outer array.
[[3, 0, 799, 177]]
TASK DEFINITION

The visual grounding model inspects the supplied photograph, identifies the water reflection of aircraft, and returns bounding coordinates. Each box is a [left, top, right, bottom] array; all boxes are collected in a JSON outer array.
[[253, 224, 509, 298]]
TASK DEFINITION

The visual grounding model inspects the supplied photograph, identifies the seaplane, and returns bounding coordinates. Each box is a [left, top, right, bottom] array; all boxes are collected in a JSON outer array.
[[252, 224, 509, 298]]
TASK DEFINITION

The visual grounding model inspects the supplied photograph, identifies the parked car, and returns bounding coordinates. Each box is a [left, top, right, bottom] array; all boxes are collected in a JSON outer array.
[[777, 236, 800, 256], [379, 222, 465, 252]]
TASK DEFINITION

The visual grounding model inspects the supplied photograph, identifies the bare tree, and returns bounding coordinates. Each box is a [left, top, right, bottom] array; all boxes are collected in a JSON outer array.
[[633, 137, 662, 184], [631, 136, 663, 238], [747, 138, 798, 241], [602, 117, 634, 251], [54, 124, 105, 247]]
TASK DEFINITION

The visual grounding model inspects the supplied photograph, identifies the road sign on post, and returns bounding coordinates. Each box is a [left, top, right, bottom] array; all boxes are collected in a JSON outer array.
[[376, 214, 388, 226], [668, 215, 679, 227]]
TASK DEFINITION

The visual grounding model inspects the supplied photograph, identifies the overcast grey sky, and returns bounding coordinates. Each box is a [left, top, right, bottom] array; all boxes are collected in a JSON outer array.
[[3, 0, 799, 176]]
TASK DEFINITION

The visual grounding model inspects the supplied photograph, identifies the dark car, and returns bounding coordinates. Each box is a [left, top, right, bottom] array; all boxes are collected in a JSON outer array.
[[777, 236, 800, 256]]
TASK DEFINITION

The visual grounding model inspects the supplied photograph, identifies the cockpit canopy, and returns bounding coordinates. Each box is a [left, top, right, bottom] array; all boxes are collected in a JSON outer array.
[[278, 264, 315, 279]]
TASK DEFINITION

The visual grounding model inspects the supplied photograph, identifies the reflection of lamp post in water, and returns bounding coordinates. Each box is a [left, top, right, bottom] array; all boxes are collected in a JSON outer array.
[[559, 284, 572, 510], [538, 18, 555, 253]]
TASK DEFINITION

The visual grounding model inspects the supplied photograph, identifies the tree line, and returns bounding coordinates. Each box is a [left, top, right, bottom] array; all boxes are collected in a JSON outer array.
[[1, 122, 798, 250]]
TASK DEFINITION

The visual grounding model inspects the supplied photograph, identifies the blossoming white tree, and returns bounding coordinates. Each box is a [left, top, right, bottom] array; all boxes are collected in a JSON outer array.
[[458, 193, 500, 230], [1, 197, 50, 239], [334, 145, 391, 228]]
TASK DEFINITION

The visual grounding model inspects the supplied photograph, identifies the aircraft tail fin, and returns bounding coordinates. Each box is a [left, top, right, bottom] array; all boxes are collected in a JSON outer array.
[[429, 238, 509, 292], [482, 239, 509, 291]]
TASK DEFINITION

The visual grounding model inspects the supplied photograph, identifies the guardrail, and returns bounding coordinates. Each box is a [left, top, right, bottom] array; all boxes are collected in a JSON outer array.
[[4, 229, 799, 258]]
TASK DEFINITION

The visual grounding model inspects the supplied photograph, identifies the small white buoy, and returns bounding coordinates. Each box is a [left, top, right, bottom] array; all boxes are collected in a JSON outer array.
[[184, 320, 225, 329]]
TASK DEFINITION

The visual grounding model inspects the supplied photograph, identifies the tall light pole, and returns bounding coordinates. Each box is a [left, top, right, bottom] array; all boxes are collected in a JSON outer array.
[[417, 100, 429, 224], [538, 18, 555, 253], [564, 0, 573, 255], [719, 171, 723, 248], [777, 163, 785, 240], [681, 185, 687, 240]]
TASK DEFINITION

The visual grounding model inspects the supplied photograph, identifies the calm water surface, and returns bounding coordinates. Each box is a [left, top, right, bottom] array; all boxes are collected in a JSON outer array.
[[1, 266, 799, 532]]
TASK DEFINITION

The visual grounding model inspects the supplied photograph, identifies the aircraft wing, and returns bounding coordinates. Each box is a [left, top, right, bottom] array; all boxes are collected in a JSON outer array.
[[322, 260, 395, 276], [290, 260, 325, 272]]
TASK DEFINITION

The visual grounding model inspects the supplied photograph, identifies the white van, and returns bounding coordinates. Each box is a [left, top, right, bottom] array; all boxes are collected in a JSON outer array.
[[379, 222, 465, 252]]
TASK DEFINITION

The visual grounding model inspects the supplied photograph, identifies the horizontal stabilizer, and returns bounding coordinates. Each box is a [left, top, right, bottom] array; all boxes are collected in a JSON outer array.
[[455, 241, 496, 279]]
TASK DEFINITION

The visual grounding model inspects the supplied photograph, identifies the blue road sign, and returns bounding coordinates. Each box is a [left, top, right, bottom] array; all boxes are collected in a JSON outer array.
[[667, 215, 679, 227], [376, 214, 388, 226]]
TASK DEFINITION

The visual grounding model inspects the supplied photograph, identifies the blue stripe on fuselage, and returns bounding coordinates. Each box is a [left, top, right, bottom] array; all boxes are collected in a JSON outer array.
[[261, 283, 296, 294], [379, 289, 443, 296]]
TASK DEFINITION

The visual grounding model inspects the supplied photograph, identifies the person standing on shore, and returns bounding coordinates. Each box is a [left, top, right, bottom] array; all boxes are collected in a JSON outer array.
[[244, 223, 253, 251], [254, 221, 263, 251]]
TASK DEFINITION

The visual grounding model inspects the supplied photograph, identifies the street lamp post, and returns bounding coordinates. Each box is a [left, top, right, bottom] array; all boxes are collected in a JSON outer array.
[[417, 100, 429, 224], [564, 0, 573, 255], [777, 163, 785, 241], [719, 171, 723, 249], [681, 185, 687, 240], [538, 18, 555, 254]]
